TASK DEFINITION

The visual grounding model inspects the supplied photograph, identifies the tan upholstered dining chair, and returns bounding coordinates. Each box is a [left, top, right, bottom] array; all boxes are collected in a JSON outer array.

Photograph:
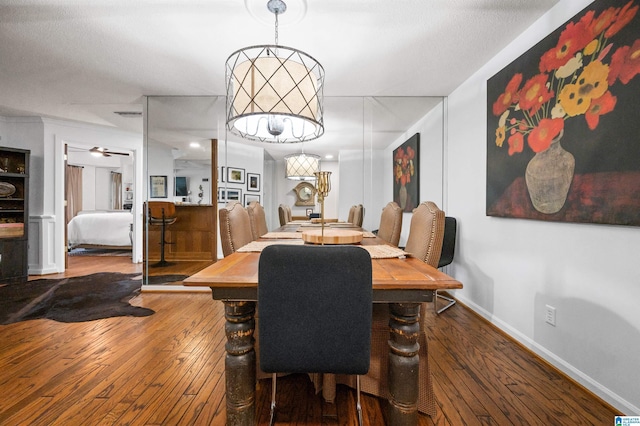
[[277, 204, 292, 226], [376, 201, 403, 246], [246, 201, 268, 240], [219, 201, 253, 257], [337, 201, 445, 418]]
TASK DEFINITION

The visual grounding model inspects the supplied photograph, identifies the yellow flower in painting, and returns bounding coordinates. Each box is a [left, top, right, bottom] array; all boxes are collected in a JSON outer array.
[[583, 39, 599, 56], [559, 60, 609, 117], [558, 83, 590, 116], [577, 60, 610, 99], [495, 126, 506, 147]]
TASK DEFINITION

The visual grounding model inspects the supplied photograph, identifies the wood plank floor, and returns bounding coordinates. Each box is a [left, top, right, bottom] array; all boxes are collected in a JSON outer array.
[[1, 256, 618, 425]]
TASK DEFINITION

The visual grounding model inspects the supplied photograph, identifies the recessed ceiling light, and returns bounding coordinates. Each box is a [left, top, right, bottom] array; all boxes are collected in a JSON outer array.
[[190, 142, 201, 148], [325, 154, 334, 159]]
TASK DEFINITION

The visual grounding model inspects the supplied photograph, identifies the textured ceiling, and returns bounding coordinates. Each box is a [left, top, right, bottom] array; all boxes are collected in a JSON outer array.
[[0, 0, 560, 157]]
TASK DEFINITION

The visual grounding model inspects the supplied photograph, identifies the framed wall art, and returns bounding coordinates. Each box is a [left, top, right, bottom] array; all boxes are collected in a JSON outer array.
[[149, 175, 167, 198], [218, 188, 242, 203], [487, 0, 640, 226], [247, 173, 260, 192], [227, 167, 245, 184], [244, 193, 260, 206], [393, 133, 420, 212]]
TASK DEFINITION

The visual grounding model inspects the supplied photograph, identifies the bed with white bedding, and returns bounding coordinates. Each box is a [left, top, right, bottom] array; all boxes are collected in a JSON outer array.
[[68, 210, 133, 248]]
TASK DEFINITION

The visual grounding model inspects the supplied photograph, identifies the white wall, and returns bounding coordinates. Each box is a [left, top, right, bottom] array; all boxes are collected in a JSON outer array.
[[445, 0, 639, 413], [382, 101, 446, 246]]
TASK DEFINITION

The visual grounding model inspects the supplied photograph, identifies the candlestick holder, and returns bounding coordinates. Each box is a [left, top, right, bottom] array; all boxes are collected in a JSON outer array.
[[314, 171, 332, 244]]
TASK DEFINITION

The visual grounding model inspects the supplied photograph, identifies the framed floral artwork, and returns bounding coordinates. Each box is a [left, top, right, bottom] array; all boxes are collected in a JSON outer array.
[[393, 133, 420, 212], [487, 0, 640, 226]]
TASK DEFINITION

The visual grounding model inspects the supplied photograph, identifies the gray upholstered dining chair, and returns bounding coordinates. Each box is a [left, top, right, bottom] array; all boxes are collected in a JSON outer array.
[[246, 201, 268, 240], [435, 216, 457, 313], [376, 201, 403, 246], [219, 201, 253, 257], [258, 244, 372, 426]]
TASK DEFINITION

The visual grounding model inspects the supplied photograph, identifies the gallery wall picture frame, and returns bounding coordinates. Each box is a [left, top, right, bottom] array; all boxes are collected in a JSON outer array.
[[247, 173, 261, 192], [218, 188, 242, 203], [244, 193, 260, 206], [227, 167, 245, 184], [149, 175, 167, 198], [218, 167, 225, 183]]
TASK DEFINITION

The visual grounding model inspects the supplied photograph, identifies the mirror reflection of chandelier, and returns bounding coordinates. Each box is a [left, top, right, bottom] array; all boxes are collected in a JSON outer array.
[[225, 0, 325, 143], [284, 152, 320, 181]]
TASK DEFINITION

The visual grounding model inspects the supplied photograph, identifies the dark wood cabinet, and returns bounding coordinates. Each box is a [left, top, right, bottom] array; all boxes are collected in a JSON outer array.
[[0, 147, 29, 284]]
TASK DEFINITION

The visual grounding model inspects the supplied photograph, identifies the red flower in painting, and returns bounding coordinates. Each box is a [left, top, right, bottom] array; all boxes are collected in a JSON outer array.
[[527, 118, 564, 153], [585, 91, 617, 130], [608, 39, 640, 85], [492, 73, 522, 116], [605, 1, 639, 37], [507, 133, 524, 156], [584, 7, 617, 38], [394, 146, 415, 187], [518, 74, 554, 115], [539, 19, 592, 73]]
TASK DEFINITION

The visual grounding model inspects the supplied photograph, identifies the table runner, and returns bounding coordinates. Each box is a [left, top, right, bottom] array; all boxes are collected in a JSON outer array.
[[237, 240, 407, 258]]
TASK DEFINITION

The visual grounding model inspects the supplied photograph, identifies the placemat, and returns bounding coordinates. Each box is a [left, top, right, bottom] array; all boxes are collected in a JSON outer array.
[[237, 240, 305, 252], [261, 232, 302, 239], [361, 245, 408, 259], [237, 240, 407, 258]]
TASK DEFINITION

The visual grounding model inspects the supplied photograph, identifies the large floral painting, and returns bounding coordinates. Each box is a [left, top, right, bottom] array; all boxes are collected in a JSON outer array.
[[487, 0, 640, 226], [393, 133, 420, 212]]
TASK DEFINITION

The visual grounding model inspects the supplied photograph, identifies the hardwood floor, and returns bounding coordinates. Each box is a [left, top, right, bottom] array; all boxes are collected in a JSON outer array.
[[2, 256, 617, 425]]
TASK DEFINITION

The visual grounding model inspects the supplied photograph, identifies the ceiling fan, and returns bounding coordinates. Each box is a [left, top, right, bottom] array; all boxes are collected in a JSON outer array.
[[89, 147, 131, 157]]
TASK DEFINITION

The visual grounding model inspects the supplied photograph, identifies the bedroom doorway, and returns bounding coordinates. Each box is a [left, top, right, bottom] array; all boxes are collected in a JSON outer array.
[[63, 142, 140, 269]]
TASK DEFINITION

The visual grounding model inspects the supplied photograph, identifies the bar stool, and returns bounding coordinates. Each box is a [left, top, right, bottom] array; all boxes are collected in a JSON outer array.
[[147, 201, 177, 267]]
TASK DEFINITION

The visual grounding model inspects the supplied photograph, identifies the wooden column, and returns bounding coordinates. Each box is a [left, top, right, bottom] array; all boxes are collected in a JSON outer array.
[[386, 302, 420, 426], [223, 300, 256, 426]]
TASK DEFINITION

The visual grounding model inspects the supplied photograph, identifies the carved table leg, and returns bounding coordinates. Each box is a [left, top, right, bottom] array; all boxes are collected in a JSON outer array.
[[386, 302, 420, 426], [223, 301, 256, 426]]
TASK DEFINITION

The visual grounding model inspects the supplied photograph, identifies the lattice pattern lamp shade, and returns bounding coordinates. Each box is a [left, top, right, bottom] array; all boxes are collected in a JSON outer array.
[[226, 45, 325, 143], [285, 153, 320, 181]]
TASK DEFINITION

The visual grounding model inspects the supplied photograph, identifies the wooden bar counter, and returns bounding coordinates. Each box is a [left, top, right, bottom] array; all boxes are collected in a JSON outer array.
[[145, 203, 216, 262]]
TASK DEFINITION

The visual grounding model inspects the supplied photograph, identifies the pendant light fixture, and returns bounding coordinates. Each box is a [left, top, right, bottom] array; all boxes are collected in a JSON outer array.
[[225, 0, 325, 143], [284, 151, 320, 181]]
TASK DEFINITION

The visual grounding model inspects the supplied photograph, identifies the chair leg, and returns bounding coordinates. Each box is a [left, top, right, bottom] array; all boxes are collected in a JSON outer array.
[[269, 373, 277, 426], [356, 375, 363, 426], [435, 290, 456, 314]]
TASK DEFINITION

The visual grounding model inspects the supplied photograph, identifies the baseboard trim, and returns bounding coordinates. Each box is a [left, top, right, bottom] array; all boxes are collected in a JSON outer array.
[[454, 294, 639, 415]]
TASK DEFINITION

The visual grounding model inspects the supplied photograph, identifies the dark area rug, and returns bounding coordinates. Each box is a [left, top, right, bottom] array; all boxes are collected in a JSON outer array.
[[0, 272, 186, 325]]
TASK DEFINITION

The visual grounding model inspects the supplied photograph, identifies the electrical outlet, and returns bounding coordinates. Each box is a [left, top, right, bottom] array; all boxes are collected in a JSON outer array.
[[545, 305, 556, 326]]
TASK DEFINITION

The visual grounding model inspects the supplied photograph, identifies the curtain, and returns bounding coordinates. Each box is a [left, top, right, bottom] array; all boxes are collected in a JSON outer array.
[[111, 172, 123, 210], [65, 165, 83, 223]]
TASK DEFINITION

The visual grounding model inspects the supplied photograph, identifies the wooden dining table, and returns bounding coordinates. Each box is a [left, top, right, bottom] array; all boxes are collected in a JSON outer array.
[[184, 223, 463, 426]]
